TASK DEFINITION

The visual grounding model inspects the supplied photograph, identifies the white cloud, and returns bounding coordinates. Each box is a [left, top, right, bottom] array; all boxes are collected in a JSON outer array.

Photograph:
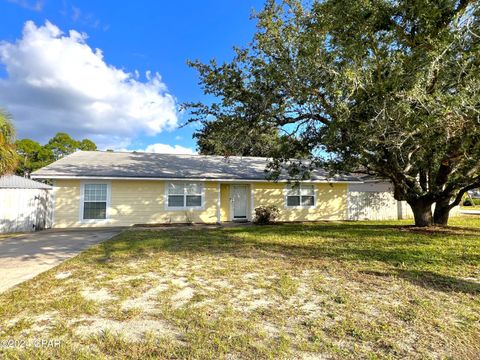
[[7, 0, 44, 12], [142, 143, 196, 155], [0, 21, 177, 148]]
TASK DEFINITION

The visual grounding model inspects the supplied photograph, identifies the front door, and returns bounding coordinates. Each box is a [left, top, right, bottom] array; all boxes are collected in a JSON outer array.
[[232, 185, 248, 220]]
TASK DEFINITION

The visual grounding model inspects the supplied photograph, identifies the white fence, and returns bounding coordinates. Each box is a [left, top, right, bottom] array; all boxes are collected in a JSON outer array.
[[347, 182, 460, 221], [0, 188, 53, 233]]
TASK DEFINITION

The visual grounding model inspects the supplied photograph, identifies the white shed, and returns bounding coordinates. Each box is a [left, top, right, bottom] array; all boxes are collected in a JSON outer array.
[[0, 175, 53, 233]]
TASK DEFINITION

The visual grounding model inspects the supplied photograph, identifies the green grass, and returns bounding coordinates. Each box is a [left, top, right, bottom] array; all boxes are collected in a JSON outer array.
[[1, 217, 479, 359]]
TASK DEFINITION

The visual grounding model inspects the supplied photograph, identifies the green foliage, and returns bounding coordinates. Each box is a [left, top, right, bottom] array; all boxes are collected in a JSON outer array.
[[0, 109, 18, 175], [463, 198, 473, 206], [15, 133, 97, 175], [188, 0, 480, 226], [78, 139, 97, 151], [253, 205, 280, 224], [194, 114, 308, 157], [463, 198, 480, 206], [46, 132, 80, 160]]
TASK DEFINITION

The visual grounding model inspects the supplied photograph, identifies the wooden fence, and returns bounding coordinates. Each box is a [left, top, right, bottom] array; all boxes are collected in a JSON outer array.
[[347, 182, 460, 221]]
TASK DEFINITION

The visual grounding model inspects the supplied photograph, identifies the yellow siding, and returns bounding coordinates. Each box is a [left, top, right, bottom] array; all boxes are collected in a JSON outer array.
[[253, 183, 347, 221], [53, 180, 348, 228], [53, 180, 81, 228], [220, 184, 230, 222], [53, 180, 219, 228]]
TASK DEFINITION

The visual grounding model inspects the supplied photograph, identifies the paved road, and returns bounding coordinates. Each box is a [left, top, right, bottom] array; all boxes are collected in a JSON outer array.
[[0, 228, 122, 293]]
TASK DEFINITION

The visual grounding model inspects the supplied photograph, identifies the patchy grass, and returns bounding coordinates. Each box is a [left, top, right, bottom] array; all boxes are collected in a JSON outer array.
[[1, 217, 479, 359]]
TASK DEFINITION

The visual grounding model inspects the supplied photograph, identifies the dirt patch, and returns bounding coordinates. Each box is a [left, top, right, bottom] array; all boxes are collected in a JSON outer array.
[[171, 287, 195, 308], [55, 271, 72, 280], [81, 288, 116, 302], [121, 283, 169, 313], [74, 317, 176, 340]]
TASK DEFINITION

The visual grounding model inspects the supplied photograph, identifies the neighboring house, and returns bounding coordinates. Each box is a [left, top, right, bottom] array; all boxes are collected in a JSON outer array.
[[0, 175, 53, 233], [468, 189, 480, 199], [31, 151, 418, 228]]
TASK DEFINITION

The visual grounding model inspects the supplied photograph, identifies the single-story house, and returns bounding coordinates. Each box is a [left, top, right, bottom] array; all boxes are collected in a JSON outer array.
[[0, 174, 53, 233], [31, 151, 417, 228]]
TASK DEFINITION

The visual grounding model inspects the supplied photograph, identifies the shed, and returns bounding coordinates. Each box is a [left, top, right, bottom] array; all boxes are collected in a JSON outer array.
[[0, 175, 53, 233]]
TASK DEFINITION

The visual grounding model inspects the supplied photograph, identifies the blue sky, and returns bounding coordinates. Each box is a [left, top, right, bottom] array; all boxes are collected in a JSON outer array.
[[0, 0, 265, 153]]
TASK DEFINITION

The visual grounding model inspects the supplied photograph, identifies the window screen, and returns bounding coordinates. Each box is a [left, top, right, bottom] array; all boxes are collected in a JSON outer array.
[[167, 182, 203, 208], [286, 185, 315, 207], [83, 184, 107, 219]]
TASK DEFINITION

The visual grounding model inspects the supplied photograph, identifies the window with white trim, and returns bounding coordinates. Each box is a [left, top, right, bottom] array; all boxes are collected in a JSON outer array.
[[83, 184, 108, 219], [286, 184, 315, 207], [167, 182, 203, 208]]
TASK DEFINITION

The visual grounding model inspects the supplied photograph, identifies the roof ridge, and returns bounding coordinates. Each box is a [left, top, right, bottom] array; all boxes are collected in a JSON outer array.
[[77, 150, 271, 160]]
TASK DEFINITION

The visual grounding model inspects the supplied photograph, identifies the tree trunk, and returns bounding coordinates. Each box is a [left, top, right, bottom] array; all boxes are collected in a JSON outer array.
[[433, 197, 451, 226], [409, 199, 434, 227]]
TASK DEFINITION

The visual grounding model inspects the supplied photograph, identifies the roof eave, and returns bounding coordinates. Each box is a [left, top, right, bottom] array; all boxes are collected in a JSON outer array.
[[31, 174, 363, 183]]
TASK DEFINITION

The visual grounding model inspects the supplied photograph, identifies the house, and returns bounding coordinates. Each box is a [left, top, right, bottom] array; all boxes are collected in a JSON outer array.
[[0, 174, 53, 233], [31, 150, 409, 228]]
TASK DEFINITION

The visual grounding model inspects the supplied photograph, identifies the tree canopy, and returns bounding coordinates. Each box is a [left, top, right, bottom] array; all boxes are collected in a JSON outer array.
[[15, 133, 97, 176], [188, 0, 480, 226], [194, 118, 307, 158], [0, 109, 17, 175]]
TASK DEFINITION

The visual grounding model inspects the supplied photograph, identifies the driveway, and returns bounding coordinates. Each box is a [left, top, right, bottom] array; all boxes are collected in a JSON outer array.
[[0, 228, 123, 293]]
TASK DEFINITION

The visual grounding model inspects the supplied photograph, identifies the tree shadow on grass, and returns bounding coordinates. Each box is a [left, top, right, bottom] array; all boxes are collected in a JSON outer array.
[[361, 269, 480, 295], [95, 224, 480, 294], [395, 269, 480, 294]]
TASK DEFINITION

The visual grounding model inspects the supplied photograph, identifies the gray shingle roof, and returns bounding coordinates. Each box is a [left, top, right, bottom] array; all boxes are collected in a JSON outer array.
[[31, 151, 361, 182], [0, 175, 52, 189]]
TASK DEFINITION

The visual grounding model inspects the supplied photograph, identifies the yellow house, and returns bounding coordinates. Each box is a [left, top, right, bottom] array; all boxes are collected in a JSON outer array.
[[31, 151, 361, 228]]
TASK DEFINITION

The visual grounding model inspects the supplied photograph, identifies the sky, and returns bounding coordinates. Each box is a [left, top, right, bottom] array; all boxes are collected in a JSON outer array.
[[0, 0, 266, 153]]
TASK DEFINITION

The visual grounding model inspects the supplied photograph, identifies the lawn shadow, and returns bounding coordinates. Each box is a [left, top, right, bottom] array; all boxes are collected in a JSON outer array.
[[394, 269, 480, 295], [95, 223, 480, 294]]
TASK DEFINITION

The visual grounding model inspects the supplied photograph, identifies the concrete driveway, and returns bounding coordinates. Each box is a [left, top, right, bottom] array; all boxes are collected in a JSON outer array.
[[0, 228, 123, 293]]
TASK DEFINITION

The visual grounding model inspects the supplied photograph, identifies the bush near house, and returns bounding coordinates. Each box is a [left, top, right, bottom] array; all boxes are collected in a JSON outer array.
[[463, 198, 480, 206], [253, 205, 279, 224]]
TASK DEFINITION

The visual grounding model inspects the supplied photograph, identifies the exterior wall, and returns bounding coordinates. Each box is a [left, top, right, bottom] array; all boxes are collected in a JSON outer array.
[[53, 180, 81, 227], [220, 184, 230, 222], [0, 188, 53, 233], [348, 182, 462, 220], [53, 180, 219, 228], [56, 178, 467, 227], [252, 182, 348, 221], [348, 182, 398, 220]]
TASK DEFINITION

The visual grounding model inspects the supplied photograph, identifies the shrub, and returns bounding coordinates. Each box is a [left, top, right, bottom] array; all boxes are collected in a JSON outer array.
[[253, 205, 279, 225], [463, 198, 473, 206]]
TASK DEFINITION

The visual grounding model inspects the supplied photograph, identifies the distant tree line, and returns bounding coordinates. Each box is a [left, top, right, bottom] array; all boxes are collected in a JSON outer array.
[[15, 132, 97, 176]]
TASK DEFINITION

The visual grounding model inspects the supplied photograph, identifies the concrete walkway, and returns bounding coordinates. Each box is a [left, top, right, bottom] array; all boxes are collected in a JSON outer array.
[[460, 210, 480, 215], [0, 228, 122, 293]]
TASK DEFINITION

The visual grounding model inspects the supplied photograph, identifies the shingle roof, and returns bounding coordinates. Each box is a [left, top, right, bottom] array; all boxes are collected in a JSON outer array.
[[0, 175, 52, 189], [31, 151, 361, 183]]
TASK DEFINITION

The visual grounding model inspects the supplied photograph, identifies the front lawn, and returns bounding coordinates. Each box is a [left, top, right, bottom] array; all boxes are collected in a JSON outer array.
[[1, 217, 479, 359]]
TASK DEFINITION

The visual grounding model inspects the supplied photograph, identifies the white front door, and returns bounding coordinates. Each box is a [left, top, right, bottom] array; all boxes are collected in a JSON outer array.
[[232, 185, 248, 219]]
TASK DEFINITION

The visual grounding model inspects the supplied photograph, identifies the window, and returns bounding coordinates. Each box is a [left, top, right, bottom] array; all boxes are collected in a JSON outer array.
[[167, 182, 203, 208], [83, 183, 108, 220], [286, 184, 315, 207]]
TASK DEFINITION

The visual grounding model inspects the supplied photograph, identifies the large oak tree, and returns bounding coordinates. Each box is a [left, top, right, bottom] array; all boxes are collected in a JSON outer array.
[[188, 0, 480, 226]]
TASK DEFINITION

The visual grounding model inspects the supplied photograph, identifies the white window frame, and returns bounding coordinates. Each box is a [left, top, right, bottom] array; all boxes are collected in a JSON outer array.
[[165, 181, 205, 210], [284, 184, 316, 209], [79, 181, 112, 224]]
